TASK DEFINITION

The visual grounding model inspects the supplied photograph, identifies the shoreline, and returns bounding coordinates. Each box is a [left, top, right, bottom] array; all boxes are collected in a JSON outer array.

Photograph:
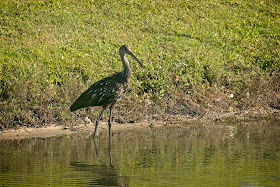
[[0, 121, 170, 140], [1, 110, 279, 140]]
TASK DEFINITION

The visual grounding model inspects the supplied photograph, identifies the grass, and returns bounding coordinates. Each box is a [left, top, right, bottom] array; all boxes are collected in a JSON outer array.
[[0, 0, 279, 129]]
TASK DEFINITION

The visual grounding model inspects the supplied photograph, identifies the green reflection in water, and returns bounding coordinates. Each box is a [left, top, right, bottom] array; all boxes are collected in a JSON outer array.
[[0, 122, 280, 186]]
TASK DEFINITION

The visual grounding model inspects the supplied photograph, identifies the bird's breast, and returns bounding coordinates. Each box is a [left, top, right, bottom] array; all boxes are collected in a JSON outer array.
[[115, 82, 129, 98]]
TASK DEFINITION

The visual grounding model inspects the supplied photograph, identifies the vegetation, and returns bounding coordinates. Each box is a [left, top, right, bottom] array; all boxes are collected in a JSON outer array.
[[0, 0, 279, 129]]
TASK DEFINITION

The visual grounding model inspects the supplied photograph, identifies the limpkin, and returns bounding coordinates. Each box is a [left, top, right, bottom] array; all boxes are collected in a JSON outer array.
[[70, 45, 143, 143]]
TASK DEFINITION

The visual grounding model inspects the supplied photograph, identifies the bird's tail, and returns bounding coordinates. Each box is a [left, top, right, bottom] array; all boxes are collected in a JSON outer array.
[[70, 101, 80, 112], [70, 93, 89, 111], [70, 85, 94, 112]]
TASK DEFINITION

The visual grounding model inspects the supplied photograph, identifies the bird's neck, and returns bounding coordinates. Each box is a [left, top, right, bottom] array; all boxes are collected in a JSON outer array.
[[121, 55, 131, 75]]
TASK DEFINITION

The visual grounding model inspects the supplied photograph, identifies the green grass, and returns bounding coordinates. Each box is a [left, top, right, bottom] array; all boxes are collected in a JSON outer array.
[[0, 0, 279, 128]]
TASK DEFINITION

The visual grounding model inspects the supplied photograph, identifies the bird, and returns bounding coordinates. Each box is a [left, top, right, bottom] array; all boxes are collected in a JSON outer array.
[[70, 45, 143, 144]]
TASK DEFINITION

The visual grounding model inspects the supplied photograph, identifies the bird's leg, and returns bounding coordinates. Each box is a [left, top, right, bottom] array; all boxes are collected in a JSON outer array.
[[93, 107, 105, 139], [108, 105, 113, 149], [93, 138, 99, 157], [108, 103, 115, 166]]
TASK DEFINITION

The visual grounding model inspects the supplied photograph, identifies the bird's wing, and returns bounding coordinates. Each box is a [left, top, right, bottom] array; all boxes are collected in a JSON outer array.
[[70, 76, 116, 111]]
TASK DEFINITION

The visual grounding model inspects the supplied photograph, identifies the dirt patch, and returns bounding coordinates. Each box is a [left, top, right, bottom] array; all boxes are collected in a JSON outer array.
[[1, 108, 279, 140], [0, 124, 74, 140], [0, 121, 174, 140]]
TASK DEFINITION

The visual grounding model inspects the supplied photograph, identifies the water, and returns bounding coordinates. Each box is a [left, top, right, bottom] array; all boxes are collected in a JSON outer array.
[[0, 121, 280, 186]]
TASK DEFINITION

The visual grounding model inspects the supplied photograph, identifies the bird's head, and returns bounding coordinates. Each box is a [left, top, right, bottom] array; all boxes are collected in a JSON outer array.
[[120, 45, 143, 67]]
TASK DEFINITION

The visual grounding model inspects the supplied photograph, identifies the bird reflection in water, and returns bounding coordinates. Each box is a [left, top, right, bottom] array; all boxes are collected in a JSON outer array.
[[70, 139, 127, 186]]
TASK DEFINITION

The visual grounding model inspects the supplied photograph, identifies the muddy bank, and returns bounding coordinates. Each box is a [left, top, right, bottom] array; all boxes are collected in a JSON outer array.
[[1, 109, 279, 140], [0, 121, 172, 140]]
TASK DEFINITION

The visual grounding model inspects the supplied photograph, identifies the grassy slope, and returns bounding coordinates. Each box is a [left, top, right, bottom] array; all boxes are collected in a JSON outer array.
[[0, 0, 279, 129]]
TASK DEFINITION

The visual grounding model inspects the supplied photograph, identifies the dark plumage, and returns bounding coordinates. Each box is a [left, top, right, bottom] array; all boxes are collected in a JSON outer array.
[[70, 45, 143, 142]]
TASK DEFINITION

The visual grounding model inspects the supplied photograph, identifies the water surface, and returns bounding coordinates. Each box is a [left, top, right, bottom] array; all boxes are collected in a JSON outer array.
[[0, 121, 280, 186]]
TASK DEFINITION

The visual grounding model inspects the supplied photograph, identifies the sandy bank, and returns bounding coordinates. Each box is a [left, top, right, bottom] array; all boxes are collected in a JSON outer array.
[[0, 121, 172, 140]]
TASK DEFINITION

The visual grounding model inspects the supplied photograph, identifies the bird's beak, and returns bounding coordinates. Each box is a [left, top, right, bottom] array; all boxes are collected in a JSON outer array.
[[128, 51, 143, 67]]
